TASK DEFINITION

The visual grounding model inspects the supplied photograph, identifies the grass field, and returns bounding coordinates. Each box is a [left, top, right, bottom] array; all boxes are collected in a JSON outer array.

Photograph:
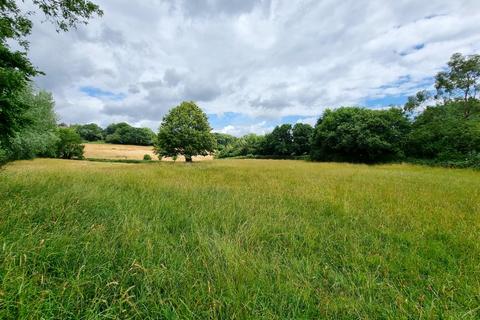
[[1, 159, 479, 319], [83, 143, 213, 162]]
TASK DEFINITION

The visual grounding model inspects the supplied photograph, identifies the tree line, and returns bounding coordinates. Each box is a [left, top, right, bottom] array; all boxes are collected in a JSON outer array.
[[213, 53, 480, 168], [71, 122, 156, 145]]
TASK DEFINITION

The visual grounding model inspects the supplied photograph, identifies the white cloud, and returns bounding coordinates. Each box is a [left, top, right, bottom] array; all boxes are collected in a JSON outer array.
[[216, 121, 274, 136], [26, 0, 480, 132]]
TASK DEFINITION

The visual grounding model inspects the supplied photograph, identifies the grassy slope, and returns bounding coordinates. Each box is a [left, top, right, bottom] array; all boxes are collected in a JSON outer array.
[[0, 159, 479, 319]]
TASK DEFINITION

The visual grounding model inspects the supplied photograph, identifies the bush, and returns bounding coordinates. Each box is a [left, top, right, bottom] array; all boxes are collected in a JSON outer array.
[[311, 107, 411, 163], [143, 154, 152, 161], [56, 128, 85, 159], [4, 88, 59, 160], [0, 144, 8, 166]]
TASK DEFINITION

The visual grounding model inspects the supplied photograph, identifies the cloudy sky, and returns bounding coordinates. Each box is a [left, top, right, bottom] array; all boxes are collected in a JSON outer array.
[[28, 0, 480, 136]]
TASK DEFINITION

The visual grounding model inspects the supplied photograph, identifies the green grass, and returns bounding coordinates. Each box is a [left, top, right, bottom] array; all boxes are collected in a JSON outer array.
[[1, 159, 479, 319]]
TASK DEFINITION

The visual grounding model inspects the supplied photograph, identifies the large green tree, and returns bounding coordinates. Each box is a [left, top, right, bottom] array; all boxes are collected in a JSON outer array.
[[311, 107, 410, 163], [0, 0, 102, 162], [407, 101, 480, 160], [292, 123, 314, 156], [155, 101, 216, 162], [263, 124, 294, 156]]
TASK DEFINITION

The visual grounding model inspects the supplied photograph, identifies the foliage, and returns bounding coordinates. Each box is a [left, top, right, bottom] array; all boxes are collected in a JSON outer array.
[[407, 102, 480, 160], [435, 53, 480, 118], [1, 0, 102, 47], [155, 101, 216, 162], [73, 123, 104, 141], [56, 127, 84, 159], [104, 122, 130, 136], [292, 123, 314, 155], [143, 154, 152, 161], [311, 107, 411, 163], [0, 143, 7, 165], [404, 90, 431, 113], [7, 88, 59, 159], [263, 124, 294, 156], [216, 134, 265, 158], [0, 0, 101, 164], [213, 132, 238, 151], [1, 159, 479, 318], [105, 123, 156, 146]]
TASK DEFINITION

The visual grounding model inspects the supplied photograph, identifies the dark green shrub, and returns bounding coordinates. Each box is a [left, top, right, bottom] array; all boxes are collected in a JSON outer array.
[[0, 144, 8, 166], [143, 154, 152, 161], [56, 128, 85, 159]]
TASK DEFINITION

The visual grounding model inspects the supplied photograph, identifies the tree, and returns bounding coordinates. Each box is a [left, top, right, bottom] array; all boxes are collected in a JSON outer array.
[[104, 122, 131, 136], [8, 87, 59, 159], [56, 127, 84, 159], [292, 123, 314, 156], [407, 101, 480, 160], [216, 134, 265, 158], [213, 132, 238, 151], [155, 101, 216, 162], [435, 53, 480, 118], [311, 107, 410, 163], [263, 124, 294, 156], [0, 0, 102, 163], [73, 123, 104, 141], [404, 90, 431, 113], [104, 123, 156, 145]]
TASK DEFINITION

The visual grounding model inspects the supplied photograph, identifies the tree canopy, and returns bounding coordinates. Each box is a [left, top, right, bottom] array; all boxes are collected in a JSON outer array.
[[311, 107, 410, 163], [72, 123, 104, 141], [155, 101, 216, 162]]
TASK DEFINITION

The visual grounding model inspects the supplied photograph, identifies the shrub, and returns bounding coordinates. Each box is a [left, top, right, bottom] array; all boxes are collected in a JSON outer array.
[[0, 144, 8, 166], [143, 154, 152, 161], [56, 127, 85, 159], [4, 88, 59, 161]]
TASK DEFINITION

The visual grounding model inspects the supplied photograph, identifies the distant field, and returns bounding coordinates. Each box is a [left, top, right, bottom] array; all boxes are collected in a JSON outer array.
[[83, 143, 213, 161], [1, 159, 479, 318]]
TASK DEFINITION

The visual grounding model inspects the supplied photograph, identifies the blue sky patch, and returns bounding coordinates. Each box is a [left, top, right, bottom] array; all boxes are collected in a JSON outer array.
[[365, 95, 407, 108], [80, 86, 126, 101]]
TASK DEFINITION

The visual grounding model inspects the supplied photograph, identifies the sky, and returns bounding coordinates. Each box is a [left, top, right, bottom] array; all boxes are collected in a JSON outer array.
[[27, 0, 480, 136]]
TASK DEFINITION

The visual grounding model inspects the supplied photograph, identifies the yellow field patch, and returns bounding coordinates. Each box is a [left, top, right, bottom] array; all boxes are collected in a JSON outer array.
[[83, 143, 213, 161]]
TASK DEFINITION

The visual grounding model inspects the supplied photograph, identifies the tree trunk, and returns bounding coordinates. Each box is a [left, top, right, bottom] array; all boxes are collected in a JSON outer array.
[[185, 155, 192, 162]]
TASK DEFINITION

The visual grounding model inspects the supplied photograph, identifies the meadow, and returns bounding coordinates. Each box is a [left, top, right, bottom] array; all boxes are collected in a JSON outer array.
[[0, 159, 479, 319]]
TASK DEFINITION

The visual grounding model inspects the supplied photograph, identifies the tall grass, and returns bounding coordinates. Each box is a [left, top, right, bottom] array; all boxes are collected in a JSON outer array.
[[0, 159, 479, 319]]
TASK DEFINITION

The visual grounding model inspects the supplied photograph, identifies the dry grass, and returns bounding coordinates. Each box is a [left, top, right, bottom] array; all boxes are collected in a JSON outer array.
[[83, 143, 213, 161]]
